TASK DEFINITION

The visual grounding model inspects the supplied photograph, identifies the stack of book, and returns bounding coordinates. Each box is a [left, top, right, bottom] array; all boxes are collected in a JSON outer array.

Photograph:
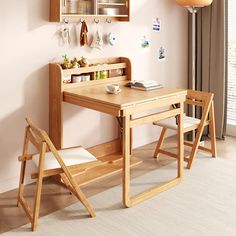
[[128, 80, 163, 91]]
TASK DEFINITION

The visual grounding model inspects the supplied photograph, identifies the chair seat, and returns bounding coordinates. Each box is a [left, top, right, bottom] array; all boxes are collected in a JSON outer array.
[[33, 147, 97, 170], [153, 116, 201, 130]]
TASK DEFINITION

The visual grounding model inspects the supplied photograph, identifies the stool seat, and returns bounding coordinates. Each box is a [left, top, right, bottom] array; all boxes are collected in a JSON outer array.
[[153, 116, 201, 130], [33, 147, 97, 170]]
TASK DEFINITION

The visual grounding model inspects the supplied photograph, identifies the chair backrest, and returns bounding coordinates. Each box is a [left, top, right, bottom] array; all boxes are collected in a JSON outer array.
[[25, 118, 55, 153], [24, 118, 72, 172], [185, 89, 214, 120]]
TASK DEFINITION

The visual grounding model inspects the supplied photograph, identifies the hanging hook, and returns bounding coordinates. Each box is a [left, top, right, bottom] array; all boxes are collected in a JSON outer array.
[[80, 18, 85, 23], [94, 18, 99, 24], [63, 18, 69, 24], [106, 18, 112, 24]]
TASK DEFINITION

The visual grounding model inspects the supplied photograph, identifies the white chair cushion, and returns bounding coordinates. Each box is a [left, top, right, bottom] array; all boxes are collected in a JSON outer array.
[[153, 116, 201, 130], [32, 147, 97, 170]]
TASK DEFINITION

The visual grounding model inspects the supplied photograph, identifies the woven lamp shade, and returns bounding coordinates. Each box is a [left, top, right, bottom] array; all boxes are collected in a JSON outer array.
[[176, 0, 213, 6]]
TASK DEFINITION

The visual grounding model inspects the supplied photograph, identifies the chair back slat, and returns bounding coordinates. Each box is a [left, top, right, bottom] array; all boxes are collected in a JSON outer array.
[[26, 128, 42, 152], [185, 99, 205, 107], [185, 90, 214, 119], [186, 89, 213, 102], [26, 118, 47, 142], [25, 118, 53, 153], [25, 118, 67, 167]]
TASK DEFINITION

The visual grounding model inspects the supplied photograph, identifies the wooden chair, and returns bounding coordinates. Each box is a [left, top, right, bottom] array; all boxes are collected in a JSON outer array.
[[153, 90, 217, 169], [17, 118, 100, 231]]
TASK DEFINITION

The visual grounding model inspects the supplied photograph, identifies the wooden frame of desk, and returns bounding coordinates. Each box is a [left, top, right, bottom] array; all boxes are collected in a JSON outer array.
[[49, 58, 187, 207]]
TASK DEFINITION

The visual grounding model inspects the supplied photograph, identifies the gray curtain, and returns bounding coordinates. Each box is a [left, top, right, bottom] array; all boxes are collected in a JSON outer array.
[[189, 0, 228, 139]]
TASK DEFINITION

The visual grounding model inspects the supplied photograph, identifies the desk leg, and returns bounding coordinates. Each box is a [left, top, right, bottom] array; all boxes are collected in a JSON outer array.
[[122, 115, 131, 207], [130, 115, 133, 155], [122, 102, 184, 207], [178, 102, 184, 178]]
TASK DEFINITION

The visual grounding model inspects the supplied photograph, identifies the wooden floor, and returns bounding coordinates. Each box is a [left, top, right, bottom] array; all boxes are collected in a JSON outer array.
[[0, 136, 233, 234]]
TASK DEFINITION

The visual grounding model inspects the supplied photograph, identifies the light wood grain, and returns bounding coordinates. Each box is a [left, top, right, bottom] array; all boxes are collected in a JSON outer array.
[[49, 63, 63, 149], [64, 85, 186, 114], [122, 114, 131, 207], [32, 142, 46, 231], [130, 109, 181, 128], [177, 102, 184, 177]]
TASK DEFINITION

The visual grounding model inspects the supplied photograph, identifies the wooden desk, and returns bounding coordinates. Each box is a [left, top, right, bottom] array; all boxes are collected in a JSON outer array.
[[49, 58, 187, 207]]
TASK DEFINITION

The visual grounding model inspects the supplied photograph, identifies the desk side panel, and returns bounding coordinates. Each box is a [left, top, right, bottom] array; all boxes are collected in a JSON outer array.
[[49, 64, 63, 149], [120, 57, 131, 81]]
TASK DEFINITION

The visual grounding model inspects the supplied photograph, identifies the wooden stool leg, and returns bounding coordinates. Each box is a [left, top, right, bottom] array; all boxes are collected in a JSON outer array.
[[17, 161, 26, 207], [17, 127, 30, 206], [209, 102, 217, 157], [61, 173, 96, 218], [187, 125, 208, 169], [32, 174, 44, 231], [32, 143, 46, 231], [186, 133, 200, 169], [74, 185, 96, 218], [153, 128, 167, 158]]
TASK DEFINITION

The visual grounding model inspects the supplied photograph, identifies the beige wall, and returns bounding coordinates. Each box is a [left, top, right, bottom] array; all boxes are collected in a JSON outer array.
[[0, 0, 188, 193]]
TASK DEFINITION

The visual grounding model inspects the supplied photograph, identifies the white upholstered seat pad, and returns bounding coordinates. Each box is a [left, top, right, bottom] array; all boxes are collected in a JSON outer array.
[[32, 147, 97, 170], [153, 116, 201, 130]]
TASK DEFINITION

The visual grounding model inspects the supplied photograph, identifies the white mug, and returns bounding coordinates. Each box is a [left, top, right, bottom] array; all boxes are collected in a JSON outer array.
[[107, 84, 120, 93], [72, 75, 82, 83]]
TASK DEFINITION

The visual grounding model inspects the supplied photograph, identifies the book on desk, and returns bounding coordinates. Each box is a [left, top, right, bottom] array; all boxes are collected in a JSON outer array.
[[128, 80, 163, 91]]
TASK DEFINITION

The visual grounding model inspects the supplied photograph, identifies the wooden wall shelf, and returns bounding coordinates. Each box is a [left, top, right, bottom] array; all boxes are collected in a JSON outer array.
[[50, 0, 130, 22]]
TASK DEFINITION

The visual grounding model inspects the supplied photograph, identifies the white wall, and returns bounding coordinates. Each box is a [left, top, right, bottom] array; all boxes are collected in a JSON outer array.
[[0, 0, 188, 193]]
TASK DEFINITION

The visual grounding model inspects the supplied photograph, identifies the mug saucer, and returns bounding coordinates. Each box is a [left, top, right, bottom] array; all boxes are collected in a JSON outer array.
[[106, 88, 122, 94]]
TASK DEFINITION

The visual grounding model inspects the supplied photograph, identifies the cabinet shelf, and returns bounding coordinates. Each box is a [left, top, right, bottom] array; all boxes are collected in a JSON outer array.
[[97, 3, 127, 6], [62, 62, 127, 76], [50, 0, 130, 22]]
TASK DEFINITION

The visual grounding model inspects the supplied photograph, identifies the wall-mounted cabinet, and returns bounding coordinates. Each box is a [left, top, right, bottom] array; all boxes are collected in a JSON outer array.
[[50, 0, 130, 22]]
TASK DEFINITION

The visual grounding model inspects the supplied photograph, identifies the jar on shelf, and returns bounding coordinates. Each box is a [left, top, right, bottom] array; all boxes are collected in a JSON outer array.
[[109, 68, 123, 77], [67, 0, 78, 14], [78, 0, 92, 15]]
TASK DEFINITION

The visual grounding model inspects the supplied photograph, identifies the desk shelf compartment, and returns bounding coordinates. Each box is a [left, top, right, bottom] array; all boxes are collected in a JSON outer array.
[[51, 57, 131, 90], [49, 57, 131, 149]]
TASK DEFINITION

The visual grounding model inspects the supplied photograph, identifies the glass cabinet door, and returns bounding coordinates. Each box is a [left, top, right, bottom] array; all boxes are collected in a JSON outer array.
[[97, 0, 128, 16], [62, 0, 95, 15], [50, 0, 129, 22]]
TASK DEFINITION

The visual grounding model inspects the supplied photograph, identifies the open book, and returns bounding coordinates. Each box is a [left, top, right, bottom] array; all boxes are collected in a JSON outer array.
[[128, 80, 163, 91]]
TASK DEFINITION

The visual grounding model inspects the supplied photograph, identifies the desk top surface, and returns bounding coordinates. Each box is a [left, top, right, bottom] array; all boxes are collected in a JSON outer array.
[[64, 82, 187, 109]]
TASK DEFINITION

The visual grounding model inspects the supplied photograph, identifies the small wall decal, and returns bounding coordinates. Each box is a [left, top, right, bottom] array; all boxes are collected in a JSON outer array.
[[153, 18, 161, 32], [158, 46, 166, 61], [140, 36, 150, 50]]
